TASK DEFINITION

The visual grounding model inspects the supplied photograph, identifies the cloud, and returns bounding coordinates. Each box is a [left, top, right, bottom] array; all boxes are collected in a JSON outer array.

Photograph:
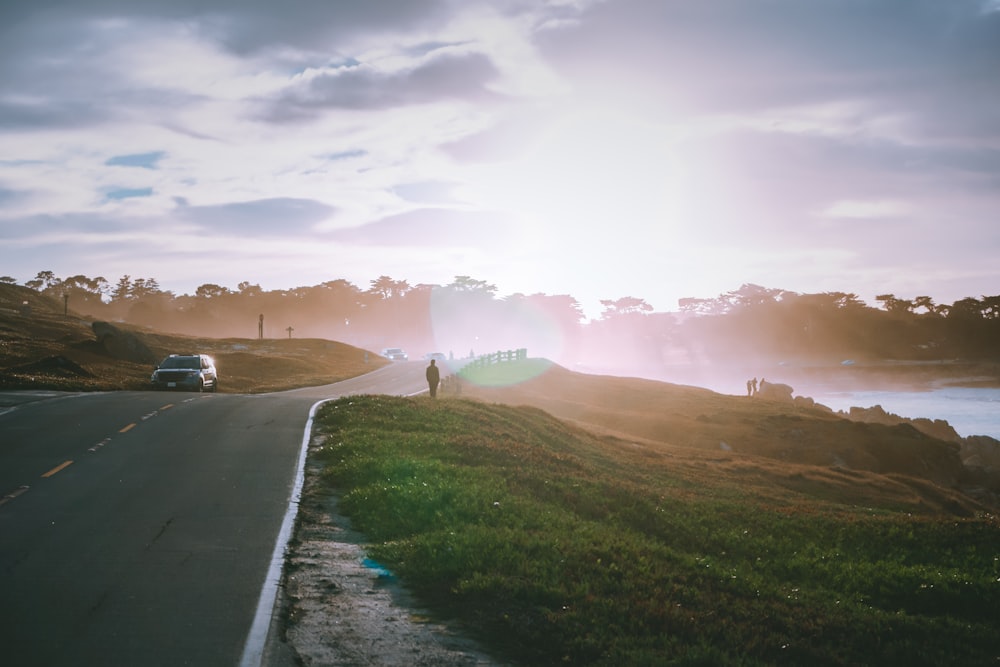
[[392, 181, 460, 205], [0, 186, 26, 207], [174, 197, 336, 236], [105, 152, 167, 169], [0, 0, 997, 312], [327, 208, 510, 248], [0, 100, 105, 131], [819, 200, 910, 220], [539, 0, 1000, 139], [259, 51, 501, 122], [0, 13, 213, 133], [0, 1, 453, 55], [0, 212, 148, 241], [105, 187, 154, 201], [323, 149, 368, 161]]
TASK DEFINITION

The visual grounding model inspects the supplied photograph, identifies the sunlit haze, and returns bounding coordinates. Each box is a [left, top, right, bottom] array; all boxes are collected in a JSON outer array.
[[2, 1, 999, 319]]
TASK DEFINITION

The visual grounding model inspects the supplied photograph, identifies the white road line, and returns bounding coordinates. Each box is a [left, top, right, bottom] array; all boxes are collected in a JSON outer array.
[[239, 397, 332, 667], [0, 485, 30, 507], [241, 372, 429, 664], [88, 438, 112, 452]]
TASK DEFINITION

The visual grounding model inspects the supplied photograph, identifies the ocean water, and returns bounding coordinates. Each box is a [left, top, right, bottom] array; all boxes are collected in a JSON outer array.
[[810, 387, 1000, 440]]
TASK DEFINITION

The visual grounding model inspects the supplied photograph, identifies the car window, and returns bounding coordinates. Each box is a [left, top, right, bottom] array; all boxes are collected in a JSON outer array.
[[161, 356, 199, 369]]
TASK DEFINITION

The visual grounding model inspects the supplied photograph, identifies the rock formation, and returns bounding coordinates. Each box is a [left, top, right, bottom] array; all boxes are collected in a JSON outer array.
[[92, 321, 158, 364]]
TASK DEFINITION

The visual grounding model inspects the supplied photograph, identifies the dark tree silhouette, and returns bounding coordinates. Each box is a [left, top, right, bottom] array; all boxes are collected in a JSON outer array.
[[17, 270, 1000, 367]]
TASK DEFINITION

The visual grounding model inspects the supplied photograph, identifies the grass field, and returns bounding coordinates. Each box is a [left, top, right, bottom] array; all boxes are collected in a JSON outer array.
[[311, 393, 1000, 666]]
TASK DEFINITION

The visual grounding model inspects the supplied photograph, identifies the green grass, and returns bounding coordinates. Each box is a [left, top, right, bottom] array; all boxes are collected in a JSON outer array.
[[312, 394, 1000, 666], [458, 357, 554, 386]]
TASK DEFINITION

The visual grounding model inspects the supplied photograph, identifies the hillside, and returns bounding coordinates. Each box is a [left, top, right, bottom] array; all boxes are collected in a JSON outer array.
[[0, 283, 387, 392], [457, 360, 1000, 512], [285, 395, 1000, 666]]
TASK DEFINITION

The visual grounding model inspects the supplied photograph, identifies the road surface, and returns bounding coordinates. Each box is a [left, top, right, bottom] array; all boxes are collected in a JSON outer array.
[[0, 362, 426, 667]]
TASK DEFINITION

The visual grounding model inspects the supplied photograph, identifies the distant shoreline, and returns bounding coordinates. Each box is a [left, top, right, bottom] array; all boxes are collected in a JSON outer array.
[[650, 359, 1000, 395], [786, 360, 1000, 393], [645, 360, 1000, 441]]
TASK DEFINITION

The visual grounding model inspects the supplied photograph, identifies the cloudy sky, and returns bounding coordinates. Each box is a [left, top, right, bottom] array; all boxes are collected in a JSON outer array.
[[2, 0, 998, 318]]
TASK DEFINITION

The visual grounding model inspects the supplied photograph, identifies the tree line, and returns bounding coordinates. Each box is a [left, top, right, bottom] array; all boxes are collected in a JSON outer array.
[[5, 272, 999, 371]]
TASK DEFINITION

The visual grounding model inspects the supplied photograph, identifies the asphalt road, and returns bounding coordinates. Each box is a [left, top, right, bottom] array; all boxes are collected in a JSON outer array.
[[0, 362, 427, 667]]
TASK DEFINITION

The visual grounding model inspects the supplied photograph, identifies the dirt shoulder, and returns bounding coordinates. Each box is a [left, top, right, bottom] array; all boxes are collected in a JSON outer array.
[[272, 431, 504, 666]]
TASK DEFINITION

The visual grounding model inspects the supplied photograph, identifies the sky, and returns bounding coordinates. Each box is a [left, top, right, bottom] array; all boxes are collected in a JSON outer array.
[[1, 0, 999, 320]]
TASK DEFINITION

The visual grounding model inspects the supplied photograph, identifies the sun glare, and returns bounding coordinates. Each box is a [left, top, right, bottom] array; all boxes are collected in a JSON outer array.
[[462, 105, 701, 252]]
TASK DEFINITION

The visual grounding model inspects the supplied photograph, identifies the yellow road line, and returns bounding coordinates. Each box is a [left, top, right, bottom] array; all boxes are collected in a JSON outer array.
[[42, 461, 73, 478], [160, 404, 174, 410], [119, 423, 136, 433]]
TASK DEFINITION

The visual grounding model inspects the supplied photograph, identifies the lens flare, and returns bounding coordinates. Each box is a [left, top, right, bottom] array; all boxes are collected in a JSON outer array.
[[428, 287, 565, 386]]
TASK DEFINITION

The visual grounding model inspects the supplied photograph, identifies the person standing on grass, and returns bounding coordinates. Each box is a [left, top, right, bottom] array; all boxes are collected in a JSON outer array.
[[426, 358, 440, 398]]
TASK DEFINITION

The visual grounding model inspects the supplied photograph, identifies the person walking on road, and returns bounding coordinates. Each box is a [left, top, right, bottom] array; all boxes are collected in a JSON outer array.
[[426, 358, 440, 398]]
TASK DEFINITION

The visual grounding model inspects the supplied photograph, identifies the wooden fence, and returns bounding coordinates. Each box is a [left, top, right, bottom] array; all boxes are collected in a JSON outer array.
[[437, 349, 528, 396], [462, 348, 528, 370]]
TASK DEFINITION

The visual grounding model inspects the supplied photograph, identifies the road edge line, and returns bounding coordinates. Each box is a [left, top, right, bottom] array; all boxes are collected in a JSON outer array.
[[239, 397, 330, 667]]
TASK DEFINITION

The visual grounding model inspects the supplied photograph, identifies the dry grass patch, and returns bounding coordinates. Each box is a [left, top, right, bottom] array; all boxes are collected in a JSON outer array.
[[458, 361, 979, 505], [0, 283, 386, 393]]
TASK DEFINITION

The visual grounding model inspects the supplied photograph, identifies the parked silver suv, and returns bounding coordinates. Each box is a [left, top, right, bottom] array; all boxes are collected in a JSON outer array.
[[151, 354, 218, 392]]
